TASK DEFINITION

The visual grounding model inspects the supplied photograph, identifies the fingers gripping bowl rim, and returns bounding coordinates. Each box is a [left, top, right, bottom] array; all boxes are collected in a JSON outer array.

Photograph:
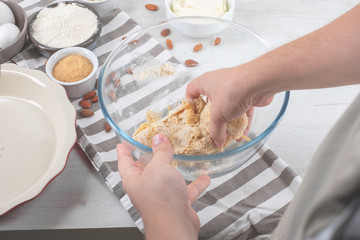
[[98, 17, 290, 179]]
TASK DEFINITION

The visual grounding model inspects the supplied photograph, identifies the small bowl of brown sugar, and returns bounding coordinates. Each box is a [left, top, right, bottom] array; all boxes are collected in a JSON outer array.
[[46, 47, 98, 99]]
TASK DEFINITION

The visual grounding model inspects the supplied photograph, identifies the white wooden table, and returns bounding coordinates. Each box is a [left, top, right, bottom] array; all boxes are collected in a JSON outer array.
[[1, 0, 359, 236]]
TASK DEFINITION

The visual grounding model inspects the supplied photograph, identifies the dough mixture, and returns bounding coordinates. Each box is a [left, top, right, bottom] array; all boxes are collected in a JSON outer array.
[[133, 97, 248, 155]]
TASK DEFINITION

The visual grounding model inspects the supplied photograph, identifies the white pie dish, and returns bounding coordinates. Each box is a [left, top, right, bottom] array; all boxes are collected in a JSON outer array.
[[0, 63, 77, 216]]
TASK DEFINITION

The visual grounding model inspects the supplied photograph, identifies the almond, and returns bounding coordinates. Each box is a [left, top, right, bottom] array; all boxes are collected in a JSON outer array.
[[161, 28, 170, 37], [79, 99, 91, 108], [185, 59, 198, 67], [110, 71, 121, 86], [91, 95, 98, 103], [129, 39, 138, 44], [109, 89, 117, 102], [145, 4, 158, 11], [114, 78, 121, 87], [83, 91, 96, 100], [166, 38, 173, 50], [127, 68, 133, 74], [110, 71, 117, 81], [105, 122, 112, 132], [81, 109, 94, 117], [214, 37, 221, 46], [193, 43, 203, 52], [122, 36, 127, 40]]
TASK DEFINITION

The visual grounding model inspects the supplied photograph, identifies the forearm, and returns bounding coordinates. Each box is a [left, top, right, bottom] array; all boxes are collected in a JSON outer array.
[[248, 4, 360, 96]]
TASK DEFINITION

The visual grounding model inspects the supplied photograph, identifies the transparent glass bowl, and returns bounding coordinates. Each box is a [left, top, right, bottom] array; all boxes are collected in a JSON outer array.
[[98, 17, 289, 180]]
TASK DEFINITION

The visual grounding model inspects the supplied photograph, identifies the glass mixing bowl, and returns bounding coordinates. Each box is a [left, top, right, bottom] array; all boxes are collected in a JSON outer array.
[[98, 17, 289, 180]]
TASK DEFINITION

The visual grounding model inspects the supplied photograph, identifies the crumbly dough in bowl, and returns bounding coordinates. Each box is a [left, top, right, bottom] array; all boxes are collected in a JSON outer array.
[[133, 97, 248, 155]]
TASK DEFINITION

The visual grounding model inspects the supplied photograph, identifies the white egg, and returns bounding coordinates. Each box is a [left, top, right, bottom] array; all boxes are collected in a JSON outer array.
[[0, 2, 15, 25], [0, 23, 20, 49]]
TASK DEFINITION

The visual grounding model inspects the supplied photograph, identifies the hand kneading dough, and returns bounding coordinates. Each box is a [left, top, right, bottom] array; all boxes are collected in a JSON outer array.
[[133, 97, 248, 155]]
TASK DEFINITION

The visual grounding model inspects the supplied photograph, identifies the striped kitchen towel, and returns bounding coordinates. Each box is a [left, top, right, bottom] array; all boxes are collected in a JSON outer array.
[[12, 1, 302, 239]]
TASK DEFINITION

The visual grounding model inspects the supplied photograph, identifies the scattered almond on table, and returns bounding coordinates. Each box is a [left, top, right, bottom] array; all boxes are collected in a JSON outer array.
[[145, 4, 158, 11], [185, 59, 198, 67], [193, 43, 203, 52], [105, 122, 112, 132], [109, 71, 121, 87], [166, 38, 173, 50], [80, 91, 96, 118], [91, 95, 98, 103], [129, 39, 138, 44], [109, 89, 117, 102], [213, 37, 221, 46], [161, 28, 170, 37], [83, 90, 96, 100], [81, 109, 94, 117], [114, 78, 121, 87], [79, 99, 91, 108], [110, 71, 117, 80], [78, 90, 111, 133]]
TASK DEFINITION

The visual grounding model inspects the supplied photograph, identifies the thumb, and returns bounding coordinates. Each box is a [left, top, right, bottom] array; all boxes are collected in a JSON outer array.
[[152, 134, 173, 164]]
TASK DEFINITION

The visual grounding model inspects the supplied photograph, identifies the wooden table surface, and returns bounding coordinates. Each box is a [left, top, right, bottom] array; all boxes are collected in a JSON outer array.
[[1, 0, 359, 234]]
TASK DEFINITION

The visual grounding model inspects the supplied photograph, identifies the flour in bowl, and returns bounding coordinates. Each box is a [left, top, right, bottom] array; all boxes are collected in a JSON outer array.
[[31, 3, 98, 48]]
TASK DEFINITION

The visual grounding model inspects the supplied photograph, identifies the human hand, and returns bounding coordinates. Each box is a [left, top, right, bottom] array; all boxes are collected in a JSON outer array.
[[186, 65, 274, 147], [117, 134, 210, 240]]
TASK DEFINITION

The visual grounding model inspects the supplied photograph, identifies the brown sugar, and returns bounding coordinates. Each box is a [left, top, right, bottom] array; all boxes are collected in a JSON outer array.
[[52, 54, 93, 82]]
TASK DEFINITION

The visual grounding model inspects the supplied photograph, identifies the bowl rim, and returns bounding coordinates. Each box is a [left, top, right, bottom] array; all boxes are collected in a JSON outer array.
[[27, 1, 102, 51], [165, 0, 235, 18], [80, 0, 112, 4], [45, 46, 99, 86], [98, 16, 290, 161]]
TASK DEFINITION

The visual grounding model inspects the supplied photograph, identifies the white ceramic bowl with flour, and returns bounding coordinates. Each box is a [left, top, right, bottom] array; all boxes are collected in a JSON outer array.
[[45, 47, 98, 99], [28, 1, 102, 57]]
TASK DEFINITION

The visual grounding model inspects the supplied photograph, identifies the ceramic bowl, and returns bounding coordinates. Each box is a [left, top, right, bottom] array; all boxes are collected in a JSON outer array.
[[164, 0, 235, 38], [28, 1, 102, 58], [45, 47, 98, 99], [0, 1, 28, 63], [97, 17, 290, 180]]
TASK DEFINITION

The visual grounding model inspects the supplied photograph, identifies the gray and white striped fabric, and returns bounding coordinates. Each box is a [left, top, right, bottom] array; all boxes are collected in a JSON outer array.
[[13, 1, 302, 239]]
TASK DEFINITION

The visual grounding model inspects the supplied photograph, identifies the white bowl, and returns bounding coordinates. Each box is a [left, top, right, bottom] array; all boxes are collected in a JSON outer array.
[[165, 0, 234, 38], [45, 47, 98, 99], [79, 0, 117, 16]]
